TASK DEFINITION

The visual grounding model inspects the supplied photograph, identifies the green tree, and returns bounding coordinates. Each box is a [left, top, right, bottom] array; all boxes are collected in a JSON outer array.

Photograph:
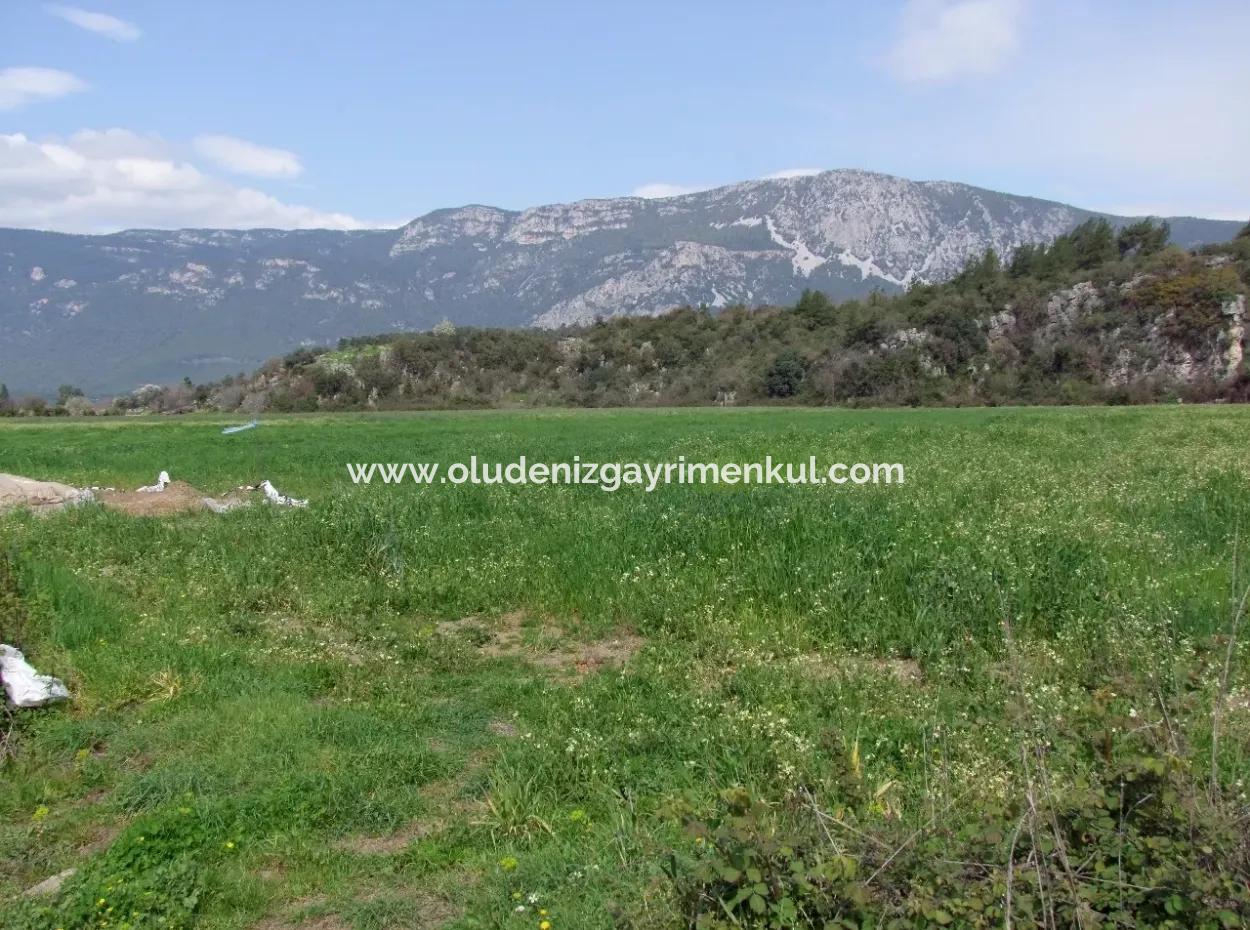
[[1117, 218, 1170, 257], [795, 288, 832, 314], [1068, 218, 1118, 269], [283, 347, 320, 370], [764, 350, 806, 398], [56, 384, 84, 405], [1009, 242, 1040, 277]]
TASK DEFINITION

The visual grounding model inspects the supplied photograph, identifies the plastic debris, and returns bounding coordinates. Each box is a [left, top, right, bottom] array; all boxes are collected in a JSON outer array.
[[260, 479, 308, 508], [1, 644, 70, 708], [221, 420, 259, 435], [136, 470, 171, 493]]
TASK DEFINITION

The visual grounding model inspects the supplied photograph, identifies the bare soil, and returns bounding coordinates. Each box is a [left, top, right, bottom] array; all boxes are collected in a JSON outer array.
[[437, 610, 643, 677]]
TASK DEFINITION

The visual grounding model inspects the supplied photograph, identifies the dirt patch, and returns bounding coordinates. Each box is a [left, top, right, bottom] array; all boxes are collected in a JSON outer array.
[[332, 819, 433, 855], [76, 787, 110, 806], [0, 472, 260, 518], [437, 611, 643, 677], [96, 481, 250, 517], [552, 634, 645, 675], [252, 896, 339, 930], [488, 719, 519, 738], [77, 821, 123, 856], [253, 913, 349, 930], [870, 657, 924, 685]]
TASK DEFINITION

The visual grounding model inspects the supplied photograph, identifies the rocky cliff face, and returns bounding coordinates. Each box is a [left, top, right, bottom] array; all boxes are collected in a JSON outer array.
[[0, 169, 1240, 394]]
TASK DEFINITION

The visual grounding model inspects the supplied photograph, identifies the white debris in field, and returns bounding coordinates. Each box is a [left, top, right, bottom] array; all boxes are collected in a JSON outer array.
[[202, 496, 250, 514], [1, 472, 307, 516], [0, 473, 94, 513], [136, 470, 171, 493], [260, 480, 308, 508], [1, 644, 70, 708]]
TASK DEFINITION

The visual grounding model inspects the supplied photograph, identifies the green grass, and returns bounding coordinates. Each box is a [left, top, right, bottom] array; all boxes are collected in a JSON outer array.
[[2, 406, 1249, 928]]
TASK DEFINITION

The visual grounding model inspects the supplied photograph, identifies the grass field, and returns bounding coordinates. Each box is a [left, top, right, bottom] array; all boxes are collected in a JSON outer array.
[[2, 406, 1249, 929]]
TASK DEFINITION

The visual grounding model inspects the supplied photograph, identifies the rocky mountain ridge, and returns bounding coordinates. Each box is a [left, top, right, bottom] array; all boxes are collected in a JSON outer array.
[[0, 169, 1240, 394]]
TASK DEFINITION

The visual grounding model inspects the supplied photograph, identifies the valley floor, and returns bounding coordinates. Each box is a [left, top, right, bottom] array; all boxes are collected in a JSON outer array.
[[2, 407, 1249, 928]]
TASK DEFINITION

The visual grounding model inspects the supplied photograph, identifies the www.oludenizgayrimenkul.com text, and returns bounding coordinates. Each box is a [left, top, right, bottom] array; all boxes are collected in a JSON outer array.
[[346, 457, 904, 492]]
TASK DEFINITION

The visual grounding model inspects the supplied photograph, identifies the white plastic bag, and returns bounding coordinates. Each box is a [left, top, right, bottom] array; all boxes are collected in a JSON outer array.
[[0, 644, 70, 708], [137, 470, 171, 493], [260, 480, 307, 508]]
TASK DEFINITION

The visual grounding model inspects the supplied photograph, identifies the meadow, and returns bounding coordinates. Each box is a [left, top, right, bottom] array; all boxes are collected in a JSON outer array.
[[1, 406, 1249, 929]]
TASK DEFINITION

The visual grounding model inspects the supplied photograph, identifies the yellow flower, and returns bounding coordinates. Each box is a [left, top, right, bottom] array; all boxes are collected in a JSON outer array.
[[539, 922, 552, 930], [499, 855, 518, 871], [225, 840, 235, 849], [539, 909, 548, 916]]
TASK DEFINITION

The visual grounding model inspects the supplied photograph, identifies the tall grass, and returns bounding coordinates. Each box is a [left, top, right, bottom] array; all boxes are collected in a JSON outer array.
[[1, 406, 1248, 928]]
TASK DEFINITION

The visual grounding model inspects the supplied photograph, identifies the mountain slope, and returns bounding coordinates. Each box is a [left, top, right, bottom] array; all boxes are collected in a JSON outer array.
[[0, 169, 1240, 394]]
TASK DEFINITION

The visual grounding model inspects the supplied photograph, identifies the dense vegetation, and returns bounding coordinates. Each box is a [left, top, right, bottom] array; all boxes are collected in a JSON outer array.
[[8, 218, 1244, 418], [2, 406, 1249, 927]]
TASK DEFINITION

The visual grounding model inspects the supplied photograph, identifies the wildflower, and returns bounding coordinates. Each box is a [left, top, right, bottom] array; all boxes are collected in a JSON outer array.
[[539, 922, 552, 930], [500, 855, 518, 871], [224, 840, 235, 849]]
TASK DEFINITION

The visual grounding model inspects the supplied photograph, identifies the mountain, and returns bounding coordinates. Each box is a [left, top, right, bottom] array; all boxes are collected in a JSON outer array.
[[0, 169, 1241, 395]]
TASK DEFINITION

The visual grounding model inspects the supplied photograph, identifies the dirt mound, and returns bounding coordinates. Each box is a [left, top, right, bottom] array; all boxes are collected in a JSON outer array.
[[96, 481, 249, 517], [0, 471, 255, 518], [0, 473, 93, 514]]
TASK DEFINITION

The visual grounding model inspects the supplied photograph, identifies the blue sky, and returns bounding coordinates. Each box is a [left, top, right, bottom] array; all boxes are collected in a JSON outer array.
[[2, 0, 1248, 232]]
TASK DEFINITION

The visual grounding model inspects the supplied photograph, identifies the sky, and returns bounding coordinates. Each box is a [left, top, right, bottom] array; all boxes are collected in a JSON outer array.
[[1, 0, 1248, 233]]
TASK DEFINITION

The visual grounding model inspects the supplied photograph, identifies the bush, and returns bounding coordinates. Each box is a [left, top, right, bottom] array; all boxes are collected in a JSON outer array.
[[662, 688, 1250, 930]]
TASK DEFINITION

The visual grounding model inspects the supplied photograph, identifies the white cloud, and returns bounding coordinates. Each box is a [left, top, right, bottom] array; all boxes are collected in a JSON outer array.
[[45, 5, 141, 41], [763, 168, 824, 180], [888, 0, 1024, 83], [193, 134, 303, 179], [986, 25, 1250, 219], [631, 182, 705, 199], [0, 130, 375, 232], [0, 67, 88, 110]]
